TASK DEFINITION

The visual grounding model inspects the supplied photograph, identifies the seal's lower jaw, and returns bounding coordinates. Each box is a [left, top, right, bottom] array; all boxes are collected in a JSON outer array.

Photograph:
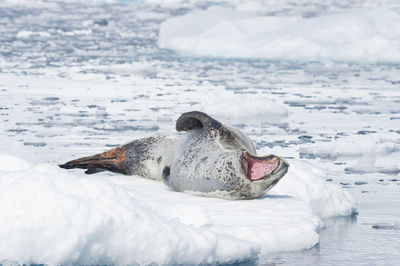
[[242, 151, 288, 181]]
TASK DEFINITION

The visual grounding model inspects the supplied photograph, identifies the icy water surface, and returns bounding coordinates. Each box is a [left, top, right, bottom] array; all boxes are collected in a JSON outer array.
[[0, 0, 399, 265]]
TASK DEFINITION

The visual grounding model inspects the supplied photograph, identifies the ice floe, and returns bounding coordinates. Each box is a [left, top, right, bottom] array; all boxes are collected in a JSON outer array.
[[0, 154, 355, 264], [158, 7, 400, 62], [300, 135, 400, 160], [299, 135, 400, 175], [188, 88, 288, 122]]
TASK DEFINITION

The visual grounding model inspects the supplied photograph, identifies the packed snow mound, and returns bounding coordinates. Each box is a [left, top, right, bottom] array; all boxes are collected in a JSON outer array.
[[158, 8, 400, 62], [0, 154, 356, 265], [0, 154, 31, 171], [0, 157, 253, 265], [271, 160, 357, 218]]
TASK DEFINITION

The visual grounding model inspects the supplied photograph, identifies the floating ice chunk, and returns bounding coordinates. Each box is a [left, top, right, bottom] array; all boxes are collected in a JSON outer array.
[[169, 85, 288, 123], [203, 92, 288, 122], [58, 29, 92, 36], [0, 159, 254, 265], [300, 135, 400, 159], [158, 8, 400, 62], [300, 136, 400, 175], [16, 30, 51, 38], [207, 96, 287, 120], [345, 153, 400, 175], [0, 154, 356, 264]]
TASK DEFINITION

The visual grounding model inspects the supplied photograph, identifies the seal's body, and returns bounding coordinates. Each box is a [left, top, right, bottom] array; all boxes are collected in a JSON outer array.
[[60, 111, 289, 199]]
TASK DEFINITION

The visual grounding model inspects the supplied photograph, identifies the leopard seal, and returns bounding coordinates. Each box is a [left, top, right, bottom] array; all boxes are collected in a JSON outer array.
[[60, 111, 289, 199]]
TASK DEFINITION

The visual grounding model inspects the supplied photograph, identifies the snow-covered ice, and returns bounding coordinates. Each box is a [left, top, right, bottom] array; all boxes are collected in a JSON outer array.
[[300, 135, 400, 175], [0, 154, 355, 264], [159, 8, 400, 62], [272, 160, 355, 218], [0, 155, 254, 265]]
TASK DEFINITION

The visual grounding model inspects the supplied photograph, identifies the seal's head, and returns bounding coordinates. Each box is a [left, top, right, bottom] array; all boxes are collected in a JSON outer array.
[[164, 111, 289, 199], [207, 149, 288, 199]]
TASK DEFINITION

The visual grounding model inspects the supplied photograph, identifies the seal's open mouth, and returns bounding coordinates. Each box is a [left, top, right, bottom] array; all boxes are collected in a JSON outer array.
[[242, 151, 280, 181]]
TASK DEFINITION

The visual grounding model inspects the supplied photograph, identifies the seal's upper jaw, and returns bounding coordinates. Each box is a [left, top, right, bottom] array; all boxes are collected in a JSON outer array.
[[241, 151, 288, 181]]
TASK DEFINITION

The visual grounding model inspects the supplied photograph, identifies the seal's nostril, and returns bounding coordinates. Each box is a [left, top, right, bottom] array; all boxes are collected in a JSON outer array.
[[282, 159, 289, 169]]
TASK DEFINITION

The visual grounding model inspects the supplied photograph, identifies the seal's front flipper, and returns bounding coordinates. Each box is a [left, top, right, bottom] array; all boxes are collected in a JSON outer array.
[[84, 168, 106, 174], [59, 147, 128, 175], [176, 111, 222, 132], [162, 165, 179, 191], [162, 165, 171, 185]]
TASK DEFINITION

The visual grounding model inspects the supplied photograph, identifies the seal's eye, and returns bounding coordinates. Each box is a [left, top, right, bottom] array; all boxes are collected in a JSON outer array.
[[242, 152, 279, 181]]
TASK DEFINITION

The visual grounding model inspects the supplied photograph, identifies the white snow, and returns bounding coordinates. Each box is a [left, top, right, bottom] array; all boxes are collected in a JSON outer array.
[[0, 154, 32, 171], [158, 8, 400, 62], [272, 160, 356, 218], [0, 154, 355, 265]]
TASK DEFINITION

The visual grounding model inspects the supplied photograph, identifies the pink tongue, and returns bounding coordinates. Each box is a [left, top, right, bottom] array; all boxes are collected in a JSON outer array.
[[243, 157, 279, 181]]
